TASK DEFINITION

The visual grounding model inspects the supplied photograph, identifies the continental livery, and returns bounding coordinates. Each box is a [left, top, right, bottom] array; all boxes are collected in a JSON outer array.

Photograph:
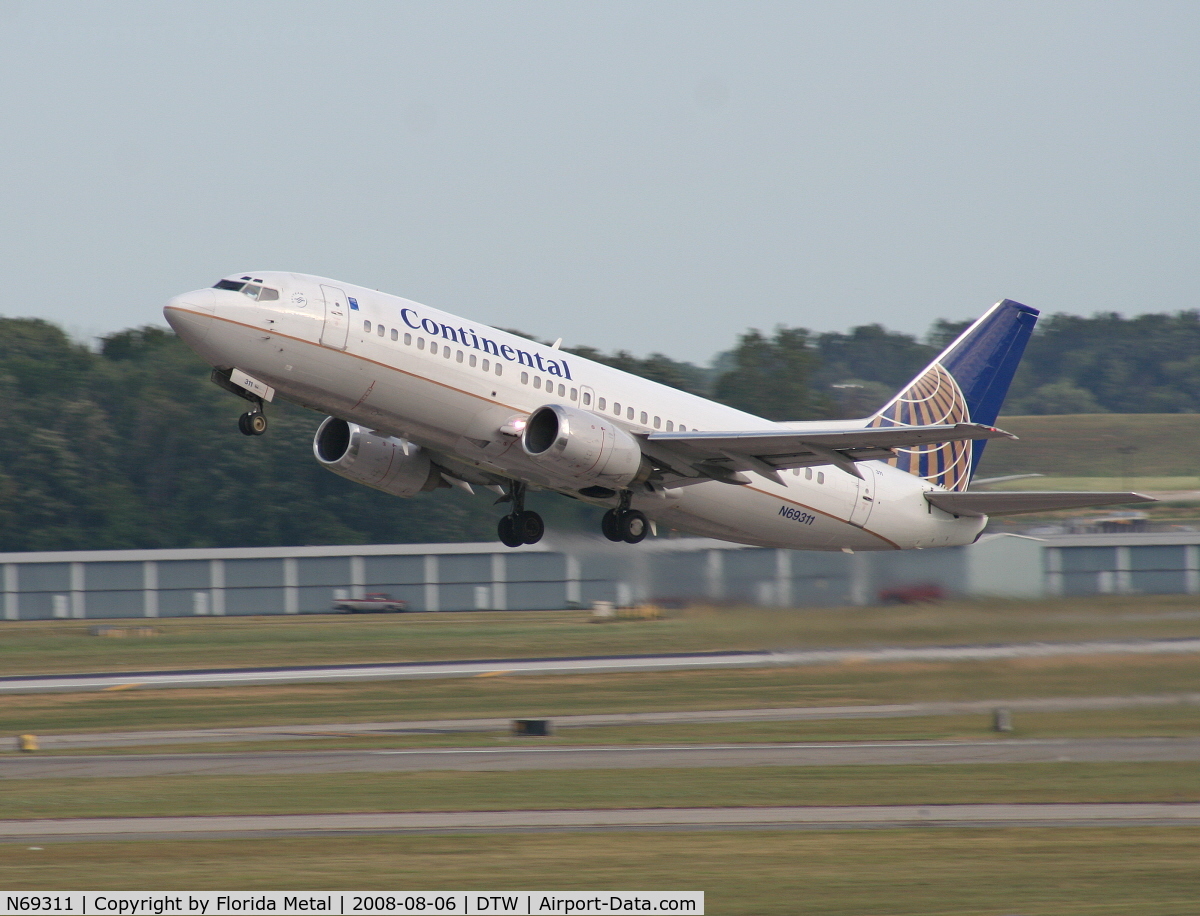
[[165, 274, 1151, 550]]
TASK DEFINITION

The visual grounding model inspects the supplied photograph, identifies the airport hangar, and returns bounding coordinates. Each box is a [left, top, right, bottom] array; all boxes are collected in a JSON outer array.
[[0, 531, 1196, 621]]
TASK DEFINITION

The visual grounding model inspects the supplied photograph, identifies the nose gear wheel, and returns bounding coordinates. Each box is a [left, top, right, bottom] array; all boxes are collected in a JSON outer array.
[[238, 410, 268, 436]]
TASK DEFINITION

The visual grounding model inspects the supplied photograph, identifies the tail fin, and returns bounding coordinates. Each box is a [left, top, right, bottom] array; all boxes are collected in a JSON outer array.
[[867, 299, 1039, 491]]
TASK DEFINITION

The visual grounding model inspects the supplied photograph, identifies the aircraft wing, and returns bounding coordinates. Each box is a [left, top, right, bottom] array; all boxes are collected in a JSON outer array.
[[640, 423, 1015, 485], [925, 491, 1156, 517]]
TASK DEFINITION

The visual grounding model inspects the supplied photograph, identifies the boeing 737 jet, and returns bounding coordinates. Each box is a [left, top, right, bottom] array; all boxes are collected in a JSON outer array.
[[164, 274, 1151, 551]]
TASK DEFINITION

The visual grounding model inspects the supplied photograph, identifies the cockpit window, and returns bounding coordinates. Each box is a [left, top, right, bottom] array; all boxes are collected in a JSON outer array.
[[212, 279, 281, 301]]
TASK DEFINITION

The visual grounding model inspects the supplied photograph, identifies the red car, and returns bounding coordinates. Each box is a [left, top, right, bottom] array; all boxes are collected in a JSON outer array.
[[877, 584, 945, 605]]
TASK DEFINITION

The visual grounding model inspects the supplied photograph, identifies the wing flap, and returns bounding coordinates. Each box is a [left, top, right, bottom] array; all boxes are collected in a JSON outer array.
[[647, 422, 1014, 463], [925, 491, 1156, 518], [641, 423, 1014, 487]]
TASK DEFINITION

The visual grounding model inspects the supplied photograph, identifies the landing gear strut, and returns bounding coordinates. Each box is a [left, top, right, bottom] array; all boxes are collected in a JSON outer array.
[[601, 492, 649, 544], [497, 481, 544, 548], [210, 370, 269, 437]]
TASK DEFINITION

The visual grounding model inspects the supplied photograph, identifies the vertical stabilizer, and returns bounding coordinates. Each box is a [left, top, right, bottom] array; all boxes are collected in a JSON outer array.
[[868, 299, 1039, 491]]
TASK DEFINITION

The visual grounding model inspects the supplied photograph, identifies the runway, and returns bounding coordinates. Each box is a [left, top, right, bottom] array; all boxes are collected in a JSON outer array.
[[17, 693, 1200, 750], [4, 637, 1200, 694], [4, 803, 1200, 842], [5, 737, 1200, 778]]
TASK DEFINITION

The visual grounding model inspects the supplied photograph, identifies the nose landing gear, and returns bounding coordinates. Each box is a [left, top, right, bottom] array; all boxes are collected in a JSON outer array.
[[237, 407, 268, 436], [497, 481, 544, 547], [211, 369, 269, 437]]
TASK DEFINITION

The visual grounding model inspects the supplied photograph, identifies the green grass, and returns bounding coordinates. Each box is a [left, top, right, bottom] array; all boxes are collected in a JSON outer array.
[[4, 651, 1200, 736], [4, 595, 1200, 677], [2, 763, 1199, 820], [21, 705, 1200, 756], [4, 830, 1200, 914], [987, 413, 1200, 478], [3, 595, 1198, 908]]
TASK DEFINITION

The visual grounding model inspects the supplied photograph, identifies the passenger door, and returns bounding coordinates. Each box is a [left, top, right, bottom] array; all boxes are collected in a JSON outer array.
[[847, 463, 876, 528], [319, 285, 350, 350]]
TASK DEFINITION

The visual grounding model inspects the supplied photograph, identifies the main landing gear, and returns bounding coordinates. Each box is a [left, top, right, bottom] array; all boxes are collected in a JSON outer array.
[[601, 492, 648, 544], [497, 481, 544, 548]]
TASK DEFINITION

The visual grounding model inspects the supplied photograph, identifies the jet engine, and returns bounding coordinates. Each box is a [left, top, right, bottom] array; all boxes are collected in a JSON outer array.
[[313, 417, 441, 498], [521, 404, 649, 489]]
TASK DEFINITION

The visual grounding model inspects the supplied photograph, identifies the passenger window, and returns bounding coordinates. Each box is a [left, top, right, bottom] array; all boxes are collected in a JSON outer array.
[[377, 324, 385, 337], [817, 471, 825, 484], [430, 343, 438, 355], [583, 392, 592, 406], [653, 416, 660, 428], [456, 350, 464, 363], [679, 425, 686, 431], [640, 411, 648, 424], [404, 333, 412, 345], [805, 468, 812, 480], [390, 328, 398, 341], [521, 372, 529, 384], [482, 359, 490, 371], [666, 421, 674, 431], [364, 321, 372, 333], [444, 347, 451, 358], [613, 402, 621, 415], [469, 354, 477, 367], [627, 407, 634, 420], [597, 397, 605, 410], [558, 384, 565, 397], [533, 377, 542, 389], [570, 388, 578, 400], [495, 364, 502, 376], [258, 287, 279, 301], [417, 337, 425, 350]]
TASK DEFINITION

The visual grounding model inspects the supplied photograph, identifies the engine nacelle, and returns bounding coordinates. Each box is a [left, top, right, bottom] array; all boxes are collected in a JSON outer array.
[[521, 404, 648, 489], [313, 417, 441, 498]]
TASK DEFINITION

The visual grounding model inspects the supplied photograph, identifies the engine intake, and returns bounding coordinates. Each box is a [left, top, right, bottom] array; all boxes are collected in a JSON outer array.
[[313, 417, 441, 498], [521, 404, 648, 489]]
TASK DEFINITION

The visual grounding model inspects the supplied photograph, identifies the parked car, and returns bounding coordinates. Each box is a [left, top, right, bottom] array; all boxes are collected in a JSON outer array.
[[877, 583, 945, 605], [333, 592, 408, 613]]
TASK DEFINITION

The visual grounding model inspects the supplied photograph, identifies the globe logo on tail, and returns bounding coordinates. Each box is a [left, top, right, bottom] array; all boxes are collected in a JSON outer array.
[[867, 362, 972, 492]]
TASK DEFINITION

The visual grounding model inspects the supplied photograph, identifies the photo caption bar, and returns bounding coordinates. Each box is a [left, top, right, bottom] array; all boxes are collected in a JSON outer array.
[[1, 893, 703, 916]]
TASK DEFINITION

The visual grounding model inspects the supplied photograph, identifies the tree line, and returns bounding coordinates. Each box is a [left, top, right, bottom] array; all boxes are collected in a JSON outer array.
[[1, 309, 1196, 551]]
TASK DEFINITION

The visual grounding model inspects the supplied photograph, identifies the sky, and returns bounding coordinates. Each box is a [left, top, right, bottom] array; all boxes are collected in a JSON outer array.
[[2, 1, 1199, 363]]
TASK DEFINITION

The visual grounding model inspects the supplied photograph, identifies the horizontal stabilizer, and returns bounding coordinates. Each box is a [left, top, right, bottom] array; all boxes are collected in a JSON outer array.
[[925, 491, 1156, 518]]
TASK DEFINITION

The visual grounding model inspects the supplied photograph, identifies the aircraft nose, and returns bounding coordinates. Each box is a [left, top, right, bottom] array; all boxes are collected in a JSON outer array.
[[164, 290, 217, 344]]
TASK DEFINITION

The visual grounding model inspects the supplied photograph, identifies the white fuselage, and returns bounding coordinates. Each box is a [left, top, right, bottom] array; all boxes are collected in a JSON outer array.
[[164, 272, 986, 551]]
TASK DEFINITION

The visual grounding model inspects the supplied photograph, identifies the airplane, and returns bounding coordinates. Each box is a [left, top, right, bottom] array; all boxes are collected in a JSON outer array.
[[163, 274, 1152, 552]]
